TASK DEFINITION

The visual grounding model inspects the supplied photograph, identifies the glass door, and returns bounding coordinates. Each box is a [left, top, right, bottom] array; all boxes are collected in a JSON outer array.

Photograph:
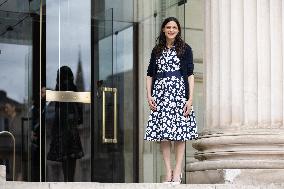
[[41, 0, 137, 182], [92, 9, 118, 182], [92, 8, 136, 183], [43, 0, 92, 182], [0, 0, 39, 181]]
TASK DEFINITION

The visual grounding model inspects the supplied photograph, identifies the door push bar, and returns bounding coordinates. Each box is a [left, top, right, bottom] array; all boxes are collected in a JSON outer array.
[[102, 87, 117, 144], [0, 131, 15, 181], [46, 90, 91, 104]]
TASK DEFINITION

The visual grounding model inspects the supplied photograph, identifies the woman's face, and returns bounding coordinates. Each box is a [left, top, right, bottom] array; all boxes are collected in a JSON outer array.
[[163, 21, 179, 40]]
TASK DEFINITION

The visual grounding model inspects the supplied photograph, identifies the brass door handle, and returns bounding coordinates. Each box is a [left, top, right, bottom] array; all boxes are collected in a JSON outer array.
[[46, 90, 91, 103], [102, 87, 117, 144]]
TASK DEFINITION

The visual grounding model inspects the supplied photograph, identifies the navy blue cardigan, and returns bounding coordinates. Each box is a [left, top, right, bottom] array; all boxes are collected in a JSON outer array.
[[146, 43, 194, 100]]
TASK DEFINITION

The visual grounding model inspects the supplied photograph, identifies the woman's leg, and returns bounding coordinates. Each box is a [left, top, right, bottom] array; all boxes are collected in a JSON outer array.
[[67, 158, 76, 182], [160, 141, 172, 182], [62, 158, 76, 182], [173, 141, 185, 181], [62, 160, 68, 181]]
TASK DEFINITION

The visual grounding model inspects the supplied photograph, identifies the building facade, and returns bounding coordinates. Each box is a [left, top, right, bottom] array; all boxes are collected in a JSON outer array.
[[0, 0, 205, 183], [2, 0, 282, 184]]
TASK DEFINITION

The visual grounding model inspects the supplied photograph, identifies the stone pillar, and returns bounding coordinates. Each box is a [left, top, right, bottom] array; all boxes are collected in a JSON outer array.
[[137, 0, 160, 183], [0, 165, 6, 182], [187, 0, 284, 184]]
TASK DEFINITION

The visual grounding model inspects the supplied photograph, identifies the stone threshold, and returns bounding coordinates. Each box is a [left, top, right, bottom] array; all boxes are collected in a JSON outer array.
[[1, 182, 284, 189]]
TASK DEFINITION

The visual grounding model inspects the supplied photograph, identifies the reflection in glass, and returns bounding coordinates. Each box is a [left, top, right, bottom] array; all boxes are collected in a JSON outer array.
[[45, 0, 92, 182], [46, 66, 84, 182], [0, 6, 33, 179]]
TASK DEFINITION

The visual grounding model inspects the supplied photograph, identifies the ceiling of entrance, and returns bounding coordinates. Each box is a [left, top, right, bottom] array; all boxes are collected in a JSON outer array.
[[0, 0, 136, 45], [0, 0, 40, 45]]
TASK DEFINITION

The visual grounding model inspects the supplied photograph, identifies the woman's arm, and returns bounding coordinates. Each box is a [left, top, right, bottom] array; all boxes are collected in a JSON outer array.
[[188, 74, 194, 102], [146, 76, 156, 111], [146, 76, 153, 97], [183, 45, 194, 116], [183, 75, 194, 116]]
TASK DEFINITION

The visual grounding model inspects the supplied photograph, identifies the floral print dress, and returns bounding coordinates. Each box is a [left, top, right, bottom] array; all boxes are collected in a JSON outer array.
[[144, 47, 198, 141]]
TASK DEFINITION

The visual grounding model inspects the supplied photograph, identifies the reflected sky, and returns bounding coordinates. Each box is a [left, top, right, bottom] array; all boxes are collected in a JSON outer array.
[[46, 0, 91, 91], [0, 43, 31, 103], [114, 26, 133, 75], [99, 26, 133, 81]]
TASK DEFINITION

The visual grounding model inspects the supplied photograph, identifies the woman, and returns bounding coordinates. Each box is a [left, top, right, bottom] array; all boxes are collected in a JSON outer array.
[[47, 66, 84, 182], [144, 17, 198, 184]]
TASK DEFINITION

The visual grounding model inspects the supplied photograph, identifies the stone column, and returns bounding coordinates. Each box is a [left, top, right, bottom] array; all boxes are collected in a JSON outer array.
[[187, 0, 284, 184], [0, 165, 6, 182], [137, 0, 161, 183]]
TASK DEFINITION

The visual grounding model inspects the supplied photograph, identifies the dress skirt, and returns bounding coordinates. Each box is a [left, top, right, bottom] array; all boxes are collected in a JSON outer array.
[[144, 48, 198, 141]]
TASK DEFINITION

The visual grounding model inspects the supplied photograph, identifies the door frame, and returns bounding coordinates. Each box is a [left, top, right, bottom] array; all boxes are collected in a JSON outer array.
[[90, 14, 139, 183], [39, 1, 139, 182]]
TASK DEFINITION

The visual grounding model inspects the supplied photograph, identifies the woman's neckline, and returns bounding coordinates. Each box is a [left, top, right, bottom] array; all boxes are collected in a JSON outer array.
[[165, 45, 175, 50]]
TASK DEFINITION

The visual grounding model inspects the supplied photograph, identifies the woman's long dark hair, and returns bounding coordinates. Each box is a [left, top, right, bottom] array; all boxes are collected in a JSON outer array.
[[55, 66, 76, 91], [154, 17, 185, 58]]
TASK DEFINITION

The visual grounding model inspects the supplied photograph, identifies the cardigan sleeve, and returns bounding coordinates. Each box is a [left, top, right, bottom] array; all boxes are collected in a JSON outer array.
[[146, 49, 156, 77], [185, 45, 194, 76]]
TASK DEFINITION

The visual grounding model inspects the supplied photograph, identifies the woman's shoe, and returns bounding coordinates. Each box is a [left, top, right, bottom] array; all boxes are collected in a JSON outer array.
[[171, 173, 182, 184], [162, 171, 173, 183]]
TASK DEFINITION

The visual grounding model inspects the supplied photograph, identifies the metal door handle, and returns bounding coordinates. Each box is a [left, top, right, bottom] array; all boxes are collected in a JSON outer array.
[[102, 87, 117, 143]]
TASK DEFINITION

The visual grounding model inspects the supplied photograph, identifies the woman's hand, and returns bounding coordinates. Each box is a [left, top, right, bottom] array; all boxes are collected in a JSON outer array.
[[147, 95, 157, 111], [183, 99, 192, 116]]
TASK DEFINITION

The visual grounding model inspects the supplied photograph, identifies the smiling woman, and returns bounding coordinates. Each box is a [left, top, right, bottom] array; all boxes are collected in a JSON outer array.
[[163, 21, 179, 39], [144, 17, 198, 184]]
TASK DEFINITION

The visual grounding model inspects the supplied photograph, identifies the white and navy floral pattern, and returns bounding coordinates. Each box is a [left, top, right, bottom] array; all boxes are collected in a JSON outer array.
[[144, 47, 198, 141]]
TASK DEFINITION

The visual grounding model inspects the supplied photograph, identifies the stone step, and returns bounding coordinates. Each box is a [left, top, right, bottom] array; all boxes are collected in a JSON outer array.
[[1, 182, 284, 189]]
